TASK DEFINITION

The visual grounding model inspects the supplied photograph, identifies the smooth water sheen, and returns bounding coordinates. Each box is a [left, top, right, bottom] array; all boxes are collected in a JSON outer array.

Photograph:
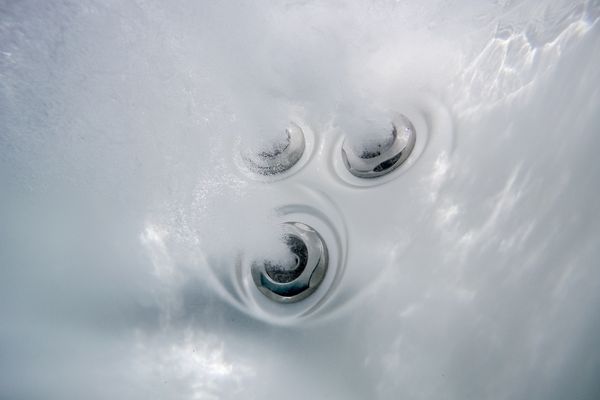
[[1, 1, 600, 399]]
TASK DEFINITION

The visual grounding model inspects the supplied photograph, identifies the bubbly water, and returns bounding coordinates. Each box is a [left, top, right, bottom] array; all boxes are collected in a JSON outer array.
[[1, 1, 599, 399]]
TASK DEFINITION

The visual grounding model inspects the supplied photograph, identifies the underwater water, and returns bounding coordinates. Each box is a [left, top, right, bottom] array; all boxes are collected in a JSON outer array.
[[1, 0, 600, 399]]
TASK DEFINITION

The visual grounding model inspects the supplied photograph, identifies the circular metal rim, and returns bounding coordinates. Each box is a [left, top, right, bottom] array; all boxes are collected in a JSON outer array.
[[251, 221, 328, 303], [241, 123, 306, 176], [341, 114, 416, 179]]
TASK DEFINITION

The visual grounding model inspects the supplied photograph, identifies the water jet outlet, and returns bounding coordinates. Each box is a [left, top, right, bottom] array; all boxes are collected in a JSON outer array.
[[251, 221, 328, 303]]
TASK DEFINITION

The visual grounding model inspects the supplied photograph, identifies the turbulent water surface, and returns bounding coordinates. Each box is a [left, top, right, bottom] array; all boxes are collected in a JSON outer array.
[[1, 1, 600, 399]]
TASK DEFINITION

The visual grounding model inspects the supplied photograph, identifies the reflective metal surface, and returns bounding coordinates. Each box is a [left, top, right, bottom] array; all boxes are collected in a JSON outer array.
[[341, 114, 416, 178], [251, 222, 328, 303], [241, 123, 306, 175]]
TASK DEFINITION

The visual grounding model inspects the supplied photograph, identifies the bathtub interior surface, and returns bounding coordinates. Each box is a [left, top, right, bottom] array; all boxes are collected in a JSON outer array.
[[1, 1, 600, 399]]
